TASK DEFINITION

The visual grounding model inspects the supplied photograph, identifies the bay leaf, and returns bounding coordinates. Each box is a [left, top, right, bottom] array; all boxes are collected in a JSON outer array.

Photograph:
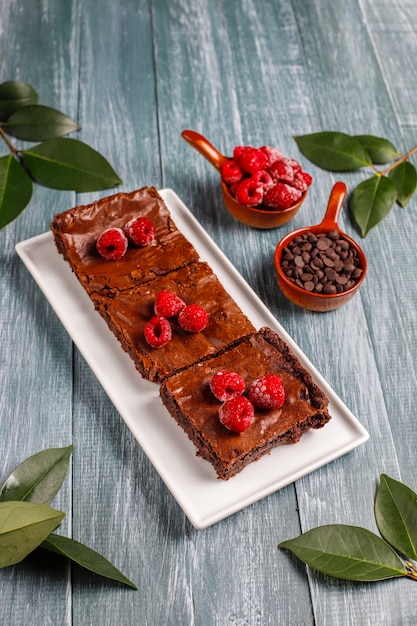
[[388, 161, 417, 207], [279, 524, 408, 581], [351, 174, 397, 237], [293, 131, 372, 171], [0, 445, 73, 505], [5, 105, 80, 141], [0, 154, 33, 228], [41, 534, 137, 589], [0, 80, 38, 121], [22, 138, 122, 191], [375, 474, 417, 561], [0, 501, 65, 568], [354, 135, 399, 164]]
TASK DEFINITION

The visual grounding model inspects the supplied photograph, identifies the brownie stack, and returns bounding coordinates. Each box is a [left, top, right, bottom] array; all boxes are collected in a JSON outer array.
[[51, 187, 331, 479]]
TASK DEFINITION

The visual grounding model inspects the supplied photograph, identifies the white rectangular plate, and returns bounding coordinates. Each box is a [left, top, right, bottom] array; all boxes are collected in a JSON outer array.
[[16, 188, 369, 529]]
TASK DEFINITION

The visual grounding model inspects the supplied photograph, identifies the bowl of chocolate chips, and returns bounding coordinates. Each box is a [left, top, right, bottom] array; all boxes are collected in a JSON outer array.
[[181, 129, 311, 229], [274, 182, 367, 311]]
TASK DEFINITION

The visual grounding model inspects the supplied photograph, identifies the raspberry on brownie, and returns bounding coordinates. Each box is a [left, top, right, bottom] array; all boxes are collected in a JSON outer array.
[[51, 187, 199, 296], [160, 327, 331, 479], [92, 261, 255, 383]]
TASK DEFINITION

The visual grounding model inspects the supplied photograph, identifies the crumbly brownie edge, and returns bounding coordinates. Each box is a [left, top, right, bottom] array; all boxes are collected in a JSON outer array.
[[159, 380, 331, 480], [258, 326, 329, 410]]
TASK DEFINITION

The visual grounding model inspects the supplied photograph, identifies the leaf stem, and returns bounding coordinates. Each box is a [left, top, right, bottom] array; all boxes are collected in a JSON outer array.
[[0, 125, 17, 155], [378, 146, 417, 176], [405, 560, 417, 580]]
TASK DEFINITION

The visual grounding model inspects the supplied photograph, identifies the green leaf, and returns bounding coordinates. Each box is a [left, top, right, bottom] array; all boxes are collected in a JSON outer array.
[[0, 501, 65, 568], [41, 534, 137, 589], [293, 131, 373, 171], [388, 161, 417, 207], [22, 138, 122, 191], [0, 80, 38, 121], [0, 446, 73, 505], [5, 105, 80, 141], [0, 154, 33, 228], [375, 474, 417, 561], [279, 524, 408, 582], [354, 135, 400, 165], [351, 175, 397, 237]]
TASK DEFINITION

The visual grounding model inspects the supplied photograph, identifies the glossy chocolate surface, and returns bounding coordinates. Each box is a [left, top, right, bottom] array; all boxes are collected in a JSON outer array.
[[94, 261, 255, 382], [51, 187, 199, 294], [161, 328, 330, 470]]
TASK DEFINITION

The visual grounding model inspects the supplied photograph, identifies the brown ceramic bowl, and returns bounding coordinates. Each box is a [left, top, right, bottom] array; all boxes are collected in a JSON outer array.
[[274, 182, 367, 311], [181, 129, 307, 229]]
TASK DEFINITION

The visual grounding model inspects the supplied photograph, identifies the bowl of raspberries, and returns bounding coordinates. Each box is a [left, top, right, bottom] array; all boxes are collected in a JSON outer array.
[[182, 130, 312, 229]]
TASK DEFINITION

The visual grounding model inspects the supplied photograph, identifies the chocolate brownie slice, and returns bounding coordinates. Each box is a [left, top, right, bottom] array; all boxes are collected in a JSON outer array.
[[92, 261, 256, 382], [51, 187, 199, 296], [160, 327, 331, 479]]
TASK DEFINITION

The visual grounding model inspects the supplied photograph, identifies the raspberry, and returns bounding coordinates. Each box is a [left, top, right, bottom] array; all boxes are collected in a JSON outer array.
[[260, 145, 284, 166], [269, 159, 295, 184], [221, 160, 243, 185], [178, 304, 208, 333], [248, 374, 285, 410], [210, 370, 246, 402], [300, 171, 313, 187], [264, 182, 297, 210], [144, 316, 172, 348], [233, 145, 249, 161], [124, 216, 155, 246], [96, 227, 128, 260], [251, 169, 273, 190], [291, 173, 308, 193], [154, 290, 186, 317], [218, 396, 255, 433], [238, 147, 268, 174], [233, 178, 264, 206], [285, 158, 302, 175]]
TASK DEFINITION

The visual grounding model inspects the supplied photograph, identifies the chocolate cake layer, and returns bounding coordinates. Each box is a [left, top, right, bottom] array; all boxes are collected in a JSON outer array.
[[92, 261, 256, 382], [160, 327, 331, 479], [51, 187, 199, 295]]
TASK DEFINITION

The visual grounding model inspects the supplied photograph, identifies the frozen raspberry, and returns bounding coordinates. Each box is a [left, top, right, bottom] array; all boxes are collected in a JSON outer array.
[[260, 145, 284, 166], [233, 178, 264, 206], [144, 316, 172, 348], [221, 160, 244, 185], [300, 171, 313, 187], [291, 172, 308, 192], [154, 290, 186, 317], [218, 396, 255, 433], [269, 159, 295, 184], [178, 304, 208, 333], [233, 145, 249, 161], [96, 227, 128, 261], [264, 182, 298, 210], [210, 370, 246, 402], [251, 169, 273, 190], [248, 374, 285, 410], [285, 158, 302, 174], [238, 147, 268, 174], [123, 216, 155, 246]]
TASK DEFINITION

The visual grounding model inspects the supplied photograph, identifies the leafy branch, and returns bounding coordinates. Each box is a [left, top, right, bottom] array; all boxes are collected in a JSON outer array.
[[0, 80, 122, 229], [0, 445, 137, 589], [279, 474, 417, 583], [294, 131, 417, 237]]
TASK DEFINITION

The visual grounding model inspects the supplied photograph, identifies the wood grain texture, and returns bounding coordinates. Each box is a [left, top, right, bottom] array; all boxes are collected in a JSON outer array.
[[2, 0, 417, 624]]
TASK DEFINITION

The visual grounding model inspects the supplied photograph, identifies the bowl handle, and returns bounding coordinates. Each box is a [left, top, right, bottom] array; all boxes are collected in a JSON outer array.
[[319, 182, 347, 230], [181, 130, 230, 172]]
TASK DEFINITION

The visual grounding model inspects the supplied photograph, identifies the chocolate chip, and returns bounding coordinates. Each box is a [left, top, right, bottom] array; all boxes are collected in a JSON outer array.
[[280, 231, 364, 296]]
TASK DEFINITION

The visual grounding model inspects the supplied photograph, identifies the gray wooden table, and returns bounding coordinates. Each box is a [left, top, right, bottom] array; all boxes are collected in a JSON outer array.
[[1, 0, 417, 624]]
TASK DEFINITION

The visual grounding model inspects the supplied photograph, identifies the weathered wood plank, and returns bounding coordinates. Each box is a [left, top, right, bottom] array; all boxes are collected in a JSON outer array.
[[2, 0, 417, 624], [0, 0, 80, 624]]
